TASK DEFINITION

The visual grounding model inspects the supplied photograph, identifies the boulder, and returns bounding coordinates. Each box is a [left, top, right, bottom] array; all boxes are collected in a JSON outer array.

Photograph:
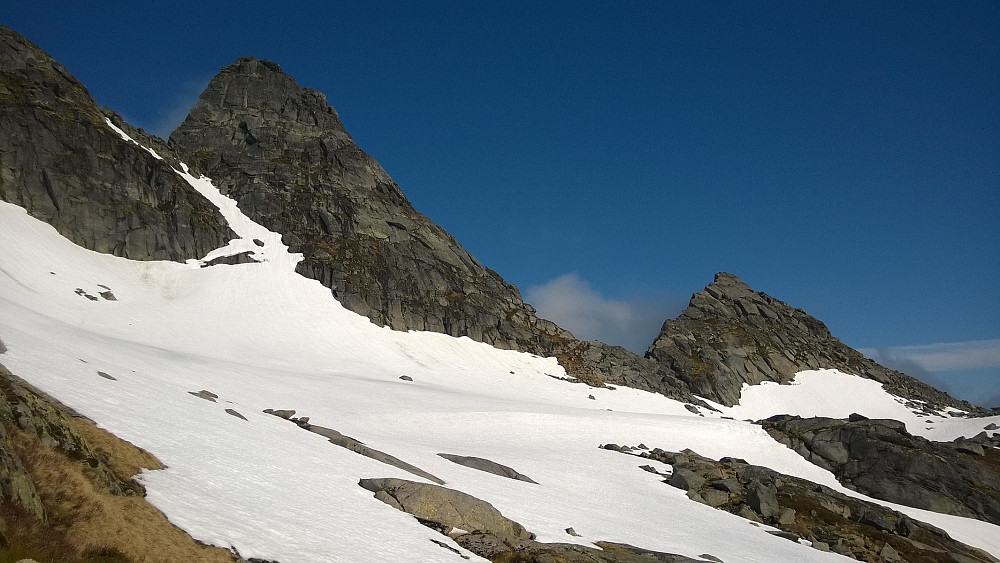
[[358, 478, 531, 545]]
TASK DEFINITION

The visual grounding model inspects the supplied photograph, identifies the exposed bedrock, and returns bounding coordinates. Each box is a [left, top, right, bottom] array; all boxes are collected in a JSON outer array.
[[760, 414, 1000, 525], [0, 26, 233, 262]]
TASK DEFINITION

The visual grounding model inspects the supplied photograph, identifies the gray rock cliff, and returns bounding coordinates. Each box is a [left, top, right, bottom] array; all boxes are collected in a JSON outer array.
[[0, 25, 233, 262]]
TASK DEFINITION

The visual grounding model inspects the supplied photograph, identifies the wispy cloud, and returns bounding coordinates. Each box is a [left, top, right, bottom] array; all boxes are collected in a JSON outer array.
[[860, 339, 1000, 372], [525, 272, 683, 354], [149, 77, 211, 139], [862, 340, 1000, 408]]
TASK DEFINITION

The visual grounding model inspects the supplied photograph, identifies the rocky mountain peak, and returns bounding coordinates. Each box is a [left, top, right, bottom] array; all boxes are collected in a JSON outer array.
[[170, 56, 352, 173], [679, 272, 832, 340], [648, 272, 979, 411]]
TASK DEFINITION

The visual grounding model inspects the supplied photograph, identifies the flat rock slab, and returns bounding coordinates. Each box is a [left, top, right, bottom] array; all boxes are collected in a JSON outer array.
[[437, 453, 537, 484], [263, 410, 443, 484]]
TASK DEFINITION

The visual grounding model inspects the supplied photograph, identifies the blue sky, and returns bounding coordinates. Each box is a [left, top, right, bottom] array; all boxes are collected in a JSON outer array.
[[5, 2, 998, 406]]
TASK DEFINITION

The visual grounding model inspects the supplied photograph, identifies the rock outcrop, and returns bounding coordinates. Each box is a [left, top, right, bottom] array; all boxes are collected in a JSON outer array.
[[0, 26, 233, 262], [0, 362, 136, 518], [761, 414, 1000, 525], [632, 447, 998, 562], [359, 477, 532, 545], [437, 453, 537, 484], [646, 272, 981, 410]]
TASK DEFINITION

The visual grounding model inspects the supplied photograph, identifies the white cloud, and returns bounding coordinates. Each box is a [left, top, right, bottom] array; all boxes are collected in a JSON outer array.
[[525, 272, 682, 354], [860, 339, 1000, 372]]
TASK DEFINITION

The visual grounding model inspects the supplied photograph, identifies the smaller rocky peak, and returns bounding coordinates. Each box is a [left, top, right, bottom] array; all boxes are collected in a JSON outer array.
[[646, 273, 977, 411], [681, 272, 831, 339]]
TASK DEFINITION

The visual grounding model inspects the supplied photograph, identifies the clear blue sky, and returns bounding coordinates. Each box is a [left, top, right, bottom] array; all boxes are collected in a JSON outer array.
[[5, 2, 998, 406]]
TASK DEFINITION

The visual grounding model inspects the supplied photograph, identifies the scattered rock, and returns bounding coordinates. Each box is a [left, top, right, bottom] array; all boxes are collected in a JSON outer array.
[[273, 416, 443, 484], [565, 527, 580, 537], [188, 390, 218, 402], [262, 408, 295, 419], [0, 338, 6, 354], [253, 238, 264, 247], [97, 371, 117, 381], [986, 423, 998, 431], [399, 375, 413, 381], [437, 453, 537, 484], [588, 394, 595, 400], [99, 290, 117, 301], [225, 409, 247, 421]]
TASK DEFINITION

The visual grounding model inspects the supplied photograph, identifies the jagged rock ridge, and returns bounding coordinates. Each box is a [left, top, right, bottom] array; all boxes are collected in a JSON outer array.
[[647, 273, 980, 410], [0, 26, 233, 262]]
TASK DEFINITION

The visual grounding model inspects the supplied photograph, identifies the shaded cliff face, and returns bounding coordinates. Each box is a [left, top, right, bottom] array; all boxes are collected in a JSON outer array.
[[0, 26, 232, 262], [647, 272, 979, 410]]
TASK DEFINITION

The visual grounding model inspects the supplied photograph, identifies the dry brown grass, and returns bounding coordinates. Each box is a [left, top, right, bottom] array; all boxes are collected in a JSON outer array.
[[4, 420, 239, 563], [70, 418, 165, 479]]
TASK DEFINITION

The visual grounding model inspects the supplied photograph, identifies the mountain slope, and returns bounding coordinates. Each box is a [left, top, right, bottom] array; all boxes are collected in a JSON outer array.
[[167, 57, 703, 405], [3, 177, 999, 562]]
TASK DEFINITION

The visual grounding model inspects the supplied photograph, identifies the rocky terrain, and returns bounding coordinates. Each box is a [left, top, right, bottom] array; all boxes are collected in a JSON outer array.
[[646, 272, 982, 411], [761, 414, 1000, 525], [359, 477, 710, 562], [608, 445, 998, 563]]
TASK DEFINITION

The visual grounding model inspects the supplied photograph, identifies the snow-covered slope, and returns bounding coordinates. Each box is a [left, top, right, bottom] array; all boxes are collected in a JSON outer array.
[[716, 369, 1000, 442], [1, 141, 998, 561]]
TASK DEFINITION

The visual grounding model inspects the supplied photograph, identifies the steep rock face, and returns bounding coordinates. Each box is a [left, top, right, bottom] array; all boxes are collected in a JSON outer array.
[[168, 57, 701, 403], [646, 272, 978, 409], [761, 414, 1000, 526], [169, 58, 565, 348], [0, 26, 233, 261]]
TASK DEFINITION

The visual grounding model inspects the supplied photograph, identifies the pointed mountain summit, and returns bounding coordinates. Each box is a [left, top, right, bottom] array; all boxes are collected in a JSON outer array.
[[0, 25, 232, 261], [647, 273, 975, 409], [170, 57, 559, 345], [169, 57, 703, 403]]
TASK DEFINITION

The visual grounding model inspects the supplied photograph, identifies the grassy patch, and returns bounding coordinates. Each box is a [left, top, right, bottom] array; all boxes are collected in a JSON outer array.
[[1, 421, 237, 562]]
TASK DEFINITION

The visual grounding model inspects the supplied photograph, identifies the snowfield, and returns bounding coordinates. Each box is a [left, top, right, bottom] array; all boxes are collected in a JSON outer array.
[[1, 142, 998, 561]]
